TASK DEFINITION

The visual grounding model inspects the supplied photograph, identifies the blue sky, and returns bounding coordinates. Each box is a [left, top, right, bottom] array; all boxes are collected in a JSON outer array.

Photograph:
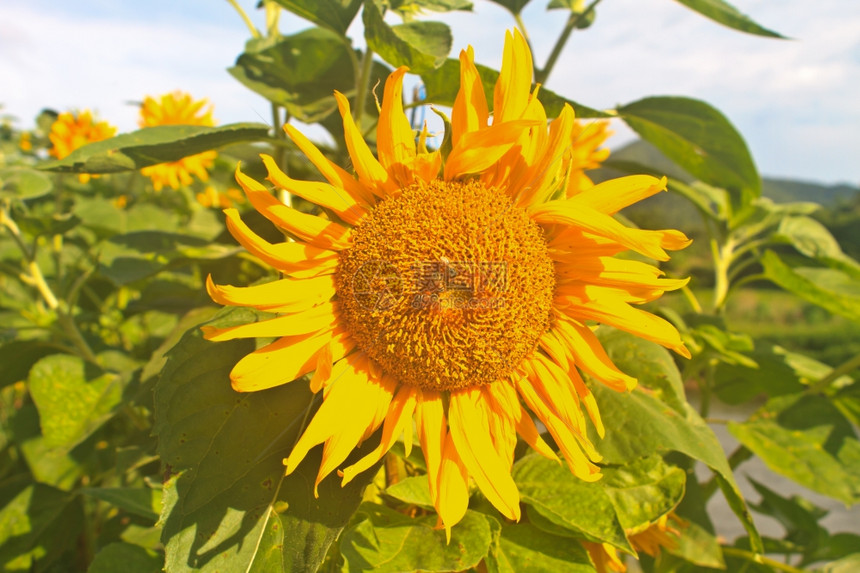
[[2, 0, 859, 184]]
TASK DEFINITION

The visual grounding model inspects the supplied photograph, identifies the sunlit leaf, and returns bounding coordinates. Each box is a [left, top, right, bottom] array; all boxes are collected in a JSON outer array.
[[617, 96, 760, 210], [761, 250, 860, 322], [729, 393, 860, 505], [156, 307, 378, 573], [513, 454, 685, 551], [673, 0, 785, 38], [271, 0, 362, 34], [420, 58, 608, 118], [339, 504, 493, 572], [0, 168, 53, 199], [364, 1, 452, 74], [0, 481, 84, 572], [28, 354, 123, 449], [773, 216, 860, 274], [484, 522, 595, 573], [229, 29, 355, 123], [87, 543, 162, 573], [383, 475, 433, 509], [40, 123, 269, 174], [486, 0, 531, 15], [592, 330, 762, 552]]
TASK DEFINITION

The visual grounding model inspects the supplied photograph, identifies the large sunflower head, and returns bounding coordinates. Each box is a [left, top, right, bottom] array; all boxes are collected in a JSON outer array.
[[49, 110, 117, 183], [138, 91, 217, 191], [204, 30, 690, 536]]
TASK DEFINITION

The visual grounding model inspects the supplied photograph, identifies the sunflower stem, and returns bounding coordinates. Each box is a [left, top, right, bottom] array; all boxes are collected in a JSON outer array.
[[721, 547, 806, 573], [226, 0, 261, 38], [354, 47, 376, 128], [807, 352, 860, 395], [536, 0, 603, 85]]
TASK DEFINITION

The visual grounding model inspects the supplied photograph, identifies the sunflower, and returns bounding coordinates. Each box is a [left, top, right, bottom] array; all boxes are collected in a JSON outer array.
[[204, 30, 690, 536], [138, 91, 217, 191], [49, 110, 117, 183]]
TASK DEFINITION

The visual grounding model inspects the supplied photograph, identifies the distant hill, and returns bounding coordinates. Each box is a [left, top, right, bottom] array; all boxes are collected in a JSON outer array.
[[594, 140, 859, 206]]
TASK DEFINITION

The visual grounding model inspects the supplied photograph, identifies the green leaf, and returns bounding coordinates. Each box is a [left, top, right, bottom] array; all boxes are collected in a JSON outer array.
[[87, 543, 162, 573], [155, 307, 378, 573], [271, 0, 362, 34], [229, 29, 355, 124], [773, 216, 860, 274], [748, 478, 823, 549], [761, 250, 860, 322], [547, 0, 596, 29], [40, 123, 269, 174], [666, 520, 725, 568], [420, 58, 608, 118], [817, 554, 860, 573], [0, 168, 53, 199], [617, 96, 760, 210], [485, 522, 595, 573], [363, 1, 452, 74], [714, 343, 811, 405], [80, 487, 162, 522], [395, 0, 473, 13], [587, 337, 761, 551], [673, 0, 785, 38], [513, 454, 685, 551], [383, 475, 434, 508], [339, 504, 493, 572], [486, 0, 531, 15], [0, 482, 84, 572], [728, 393, 860, 505], [28, 354, 123, 449]]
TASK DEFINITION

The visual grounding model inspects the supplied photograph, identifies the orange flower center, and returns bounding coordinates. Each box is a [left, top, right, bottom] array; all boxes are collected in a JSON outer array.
[[337, 179, 555, 391]]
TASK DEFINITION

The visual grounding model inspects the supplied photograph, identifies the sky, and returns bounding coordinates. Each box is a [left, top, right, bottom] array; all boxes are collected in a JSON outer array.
[[2, 0, 858, 185]]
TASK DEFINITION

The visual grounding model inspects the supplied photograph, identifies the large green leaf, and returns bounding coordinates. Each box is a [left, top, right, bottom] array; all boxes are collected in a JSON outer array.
[[339, 504, 493, 572], [420, 58, 608, 118], [773, 216, 860, 275], [672, 0, 785, 38], [714, 342, 814, 405], [27, 354, 123, 449], [87, 543, 163, 573], [155, 307, 379, 573], [728, 393, 860, 505], [513, 454, 685, 552], [364, 1, 452, 75], [0, 482, 84, 571], [617, 96, 759, 210], [271, 0, 363, 34], [591, 329, 762, 552], [229, 29, 356, 123], [0, 167, 53, 199], [761, 250, 860, 322], [39, 123, 269, 174], [484, 522, 595, 573]]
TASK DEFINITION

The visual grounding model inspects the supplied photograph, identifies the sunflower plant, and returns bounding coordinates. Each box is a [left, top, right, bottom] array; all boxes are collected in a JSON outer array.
[[1, 1, 859, 572]]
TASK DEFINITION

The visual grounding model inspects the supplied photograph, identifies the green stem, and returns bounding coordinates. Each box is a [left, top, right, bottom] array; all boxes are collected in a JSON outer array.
[[721, 547, 806, 573], [535, 0, 604, 84], [226, 0, 261, 38], [354, 47, 375, 127], [807, 352, 860, 395], [680, 284, 703, 314], [711, 238, 734, 312], [724, 272, 767, 302]]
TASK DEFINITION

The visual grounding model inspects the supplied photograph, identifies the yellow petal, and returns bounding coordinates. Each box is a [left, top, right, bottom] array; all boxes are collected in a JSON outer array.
[[283, 123, 375, 205], [448, 388, 521, 521], [557, 295, 691, 358], [416, 389, 446, 504], [261, 154, 368, 225], [230, 326, 355, 392], [341, 384, 418, 485], [514, 103, 575, 207], [570, 175, 668, 215], [435, 432, 470, 540], [452, 46, 489, 149], [223, 209, 338, 277], [205, 274, 335, 313], [334, 91, 398, 198], [377, 67, 417, 187], [308, 341, 333, 393], [235, 166, 352, 250], [530, 199, 672, 261], [493, 29, 533, 124], [201, 301, 338, 341], [444, 119, 540, 180], [553, 316, 637, 392]]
